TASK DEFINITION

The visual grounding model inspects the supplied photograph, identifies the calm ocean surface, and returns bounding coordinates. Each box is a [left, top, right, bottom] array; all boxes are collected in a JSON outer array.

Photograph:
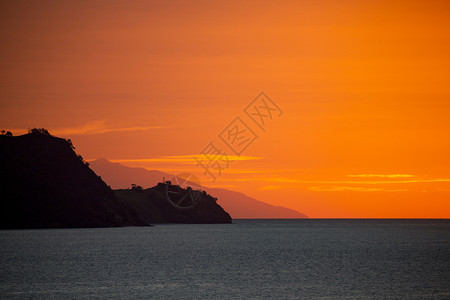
[[1, 219, 449, 299]]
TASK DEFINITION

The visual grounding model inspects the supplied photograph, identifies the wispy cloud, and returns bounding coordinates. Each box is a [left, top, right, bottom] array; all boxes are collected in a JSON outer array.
[[257, 175, 450, 192], [224, 177, 450, 184], [259, 185, 299, 190], [5, 120, 164, 136], [52, 120, 163, 135], [259, 185, 408, 192], [348, 174, 415, 178], [206, 184, 237, 189], [220, 169, 269, 174], [307, 186, 408, 192], [106, 155, 262, 164]]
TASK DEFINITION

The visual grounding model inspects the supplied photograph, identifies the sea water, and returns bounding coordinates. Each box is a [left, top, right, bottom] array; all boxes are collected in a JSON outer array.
[[1, 219, 449, 299]]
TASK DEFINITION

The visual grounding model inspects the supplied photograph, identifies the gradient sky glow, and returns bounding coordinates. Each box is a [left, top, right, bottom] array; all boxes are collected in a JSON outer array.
[[1, 0, 450, 217]]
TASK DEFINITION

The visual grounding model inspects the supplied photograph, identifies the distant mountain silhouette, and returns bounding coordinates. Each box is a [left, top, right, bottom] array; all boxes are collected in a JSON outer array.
[[90, 158, 168, 189], [0, 131, 231, 228], [90, 159, 308, 219], [206, 188, 307, 219]]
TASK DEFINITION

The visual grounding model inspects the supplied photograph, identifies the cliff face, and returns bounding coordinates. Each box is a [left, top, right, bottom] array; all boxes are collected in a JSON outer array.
[[0, 132, 231, 228], [0, 132, 144, 228]]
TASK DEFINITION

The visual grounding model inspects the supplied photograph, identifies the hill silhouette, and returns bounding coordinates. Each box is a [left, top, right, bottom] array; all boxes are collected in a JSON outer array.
[[90, 159, 308, 219], [0, 131, 231, 228], [114, 184, 231, 224], [0, 131, 143, 228]]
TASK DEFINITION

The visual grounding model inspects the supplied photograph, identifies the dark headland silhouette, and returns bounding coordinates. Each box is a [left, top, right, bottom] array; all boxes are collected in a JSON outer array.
[[90, 159, 308, 219], [0, 130, 231, 229]]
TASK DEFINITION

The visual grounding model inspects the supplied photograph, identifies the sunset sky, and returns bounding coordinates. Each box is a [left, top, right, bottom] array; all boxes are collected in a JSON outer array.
[[1, 0, 450, 217]]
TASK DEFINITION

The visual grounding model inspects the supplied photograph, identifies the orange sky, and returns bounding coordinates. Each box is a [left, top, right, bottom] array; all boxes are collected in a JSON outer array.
[[1, 0, 450, 217]]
